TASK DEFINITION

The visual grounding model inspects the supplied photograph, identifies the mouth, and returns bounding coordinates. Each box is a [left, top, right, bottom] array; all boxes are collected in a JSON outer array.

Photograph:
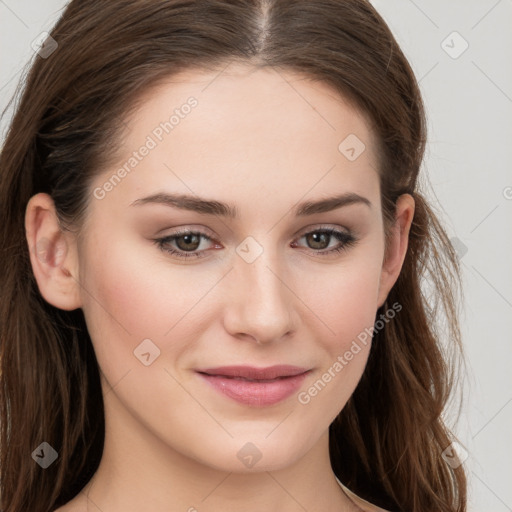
[[194, 365, 311, 406]]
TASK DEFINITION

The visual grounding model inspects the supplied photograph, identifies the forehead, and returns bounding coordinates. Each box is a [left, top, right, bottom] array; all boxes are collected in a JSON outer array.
[[97, 63, 381, 215], [125, 63, 376, 149]]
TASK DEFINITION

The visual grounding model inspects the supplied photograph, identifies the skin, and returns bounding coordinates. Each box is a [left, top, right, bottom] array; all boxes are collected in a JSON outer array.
[[26, 63, 414, 512]]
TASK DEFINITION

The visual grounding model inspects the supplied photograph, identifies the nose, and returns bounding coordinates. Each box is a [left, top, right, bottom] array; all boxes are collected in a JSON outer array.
[[222, 243, 297, 345]]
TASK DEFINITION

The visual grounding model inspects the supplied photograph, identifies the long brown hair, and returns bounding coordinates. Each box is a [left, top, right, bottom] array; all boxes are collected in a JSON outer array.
[[0, 1, 467, 510]]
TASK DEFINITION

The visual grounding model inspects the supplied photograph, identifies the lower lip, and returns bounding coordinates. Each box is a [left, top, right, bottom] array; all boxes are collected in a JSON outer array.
[[197, 371, 310, 406]]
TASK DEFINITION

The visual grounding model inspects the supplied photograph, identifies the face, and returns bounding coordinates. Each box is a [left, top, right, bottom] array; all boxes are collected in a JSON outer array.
[[33, 63, 412, 474]]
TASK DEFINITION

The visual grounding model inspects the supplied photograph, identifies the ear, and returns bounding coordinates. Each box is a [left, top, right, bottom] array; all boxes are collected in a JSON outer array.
[[376, 193, 415, 308], [25, 193, 82, 311]]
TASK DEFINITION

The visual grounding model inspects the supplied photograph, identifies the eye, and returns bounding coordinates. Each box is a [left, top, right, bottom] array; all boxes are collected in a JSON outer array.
[[154, 229, 217, 260], [291, 227, 358, 257], [154, 226, 358, 260]]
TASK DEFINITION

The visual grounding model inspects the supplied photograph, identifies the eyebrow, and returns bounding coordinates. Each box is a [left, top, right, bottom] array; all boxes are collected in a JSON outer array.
[[130, 191, 372, 217]]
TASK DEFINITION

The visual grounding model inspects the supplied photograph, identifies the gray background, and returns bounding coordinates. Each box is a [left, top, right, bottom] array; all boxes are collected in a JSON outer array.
[[1, 1, 511, 510]]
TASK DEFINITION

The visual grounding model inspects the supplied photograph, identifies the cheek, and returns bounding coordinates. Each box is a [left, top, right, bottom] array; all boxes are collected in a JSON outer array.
[[306, 253, 383, 350], [296, 298, 377, 432], [78, 234, 224, 377], [297, 251, 383, 409], [80, 231, 210, 332]]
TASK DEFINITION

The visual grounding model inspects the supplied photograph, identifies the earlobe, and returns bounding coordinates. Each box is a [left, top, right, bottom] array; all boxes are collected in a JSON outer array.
[[25, 193, 82, 311], [376, 193, 415, 309]]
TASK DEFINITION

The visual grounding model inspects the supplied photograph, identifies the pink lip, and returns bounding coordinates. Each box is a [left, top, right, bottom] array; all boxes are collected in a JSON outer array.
[[195, 365, 311, 406]]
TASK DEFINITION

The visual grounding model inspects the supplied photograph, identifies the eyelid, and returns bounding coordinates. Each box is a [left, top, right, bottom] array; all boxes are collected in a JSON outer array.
[[158, 223, 352, 244], [294, 223, 352, 238], [154, 223, 358, 261], [156, 224, 217, 238]]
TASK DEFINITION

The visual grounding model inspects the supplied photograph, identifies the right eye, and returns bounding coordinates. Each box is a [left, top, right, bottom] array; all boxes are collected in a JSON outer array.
[[154, 229, 218, 259]]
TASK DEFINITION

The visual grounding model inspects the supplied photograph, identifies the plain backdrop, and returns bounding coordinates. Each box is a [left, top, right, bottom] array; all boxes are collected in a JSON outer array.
[[1, 1, 511, 511]]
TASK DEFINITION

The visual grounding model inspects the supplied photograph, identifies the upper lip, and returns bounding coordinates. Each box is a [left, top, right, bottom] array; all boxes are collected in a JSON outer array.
[[196, 365, 310, 380]]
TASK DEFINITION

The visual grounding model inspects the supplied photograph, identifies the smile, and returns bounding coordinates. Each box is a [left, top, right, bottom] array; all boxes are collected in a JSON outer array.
[[195, 365, 311, 406]]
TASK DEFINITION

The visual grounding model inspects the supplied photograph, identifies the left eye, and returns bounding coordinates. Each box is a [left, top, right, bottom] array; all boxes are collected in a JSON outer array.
[[154, 227, 358, 260], [292, 228, 357, 255]]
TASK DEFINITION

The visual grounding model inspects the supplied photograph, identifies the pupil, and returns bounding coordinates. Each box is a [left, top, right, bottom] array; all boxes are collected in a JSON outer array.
[[178, 234, 200, 251], [308, 232, 328, 249]]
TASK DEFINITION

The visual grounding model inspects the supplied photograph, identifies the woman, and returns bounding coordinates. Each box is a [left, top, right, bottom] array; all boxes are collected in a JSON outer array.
[[0, 1, 467, 511]]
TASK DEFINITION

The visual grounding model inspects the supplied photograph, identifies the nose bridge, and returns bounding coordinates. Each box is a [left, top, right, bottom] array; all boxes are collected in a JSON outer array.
[[224, 234, 296, 342]]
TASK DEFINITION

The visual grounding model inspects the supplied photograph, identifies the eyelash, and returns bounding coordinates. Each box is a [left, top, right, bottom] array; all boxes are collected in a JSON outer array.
[[154, 226, 358, 260]]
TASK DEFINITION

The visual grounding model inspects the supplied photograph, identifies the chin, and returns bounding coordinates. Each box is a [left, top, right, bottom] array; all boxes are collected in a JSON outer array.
[[184, 431, 313, 474]]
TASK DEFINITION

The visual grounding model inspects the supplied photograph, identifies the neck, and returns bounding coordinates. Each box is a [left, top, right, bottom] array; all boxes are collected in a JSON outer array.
[[77, 390, 358, 512]]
